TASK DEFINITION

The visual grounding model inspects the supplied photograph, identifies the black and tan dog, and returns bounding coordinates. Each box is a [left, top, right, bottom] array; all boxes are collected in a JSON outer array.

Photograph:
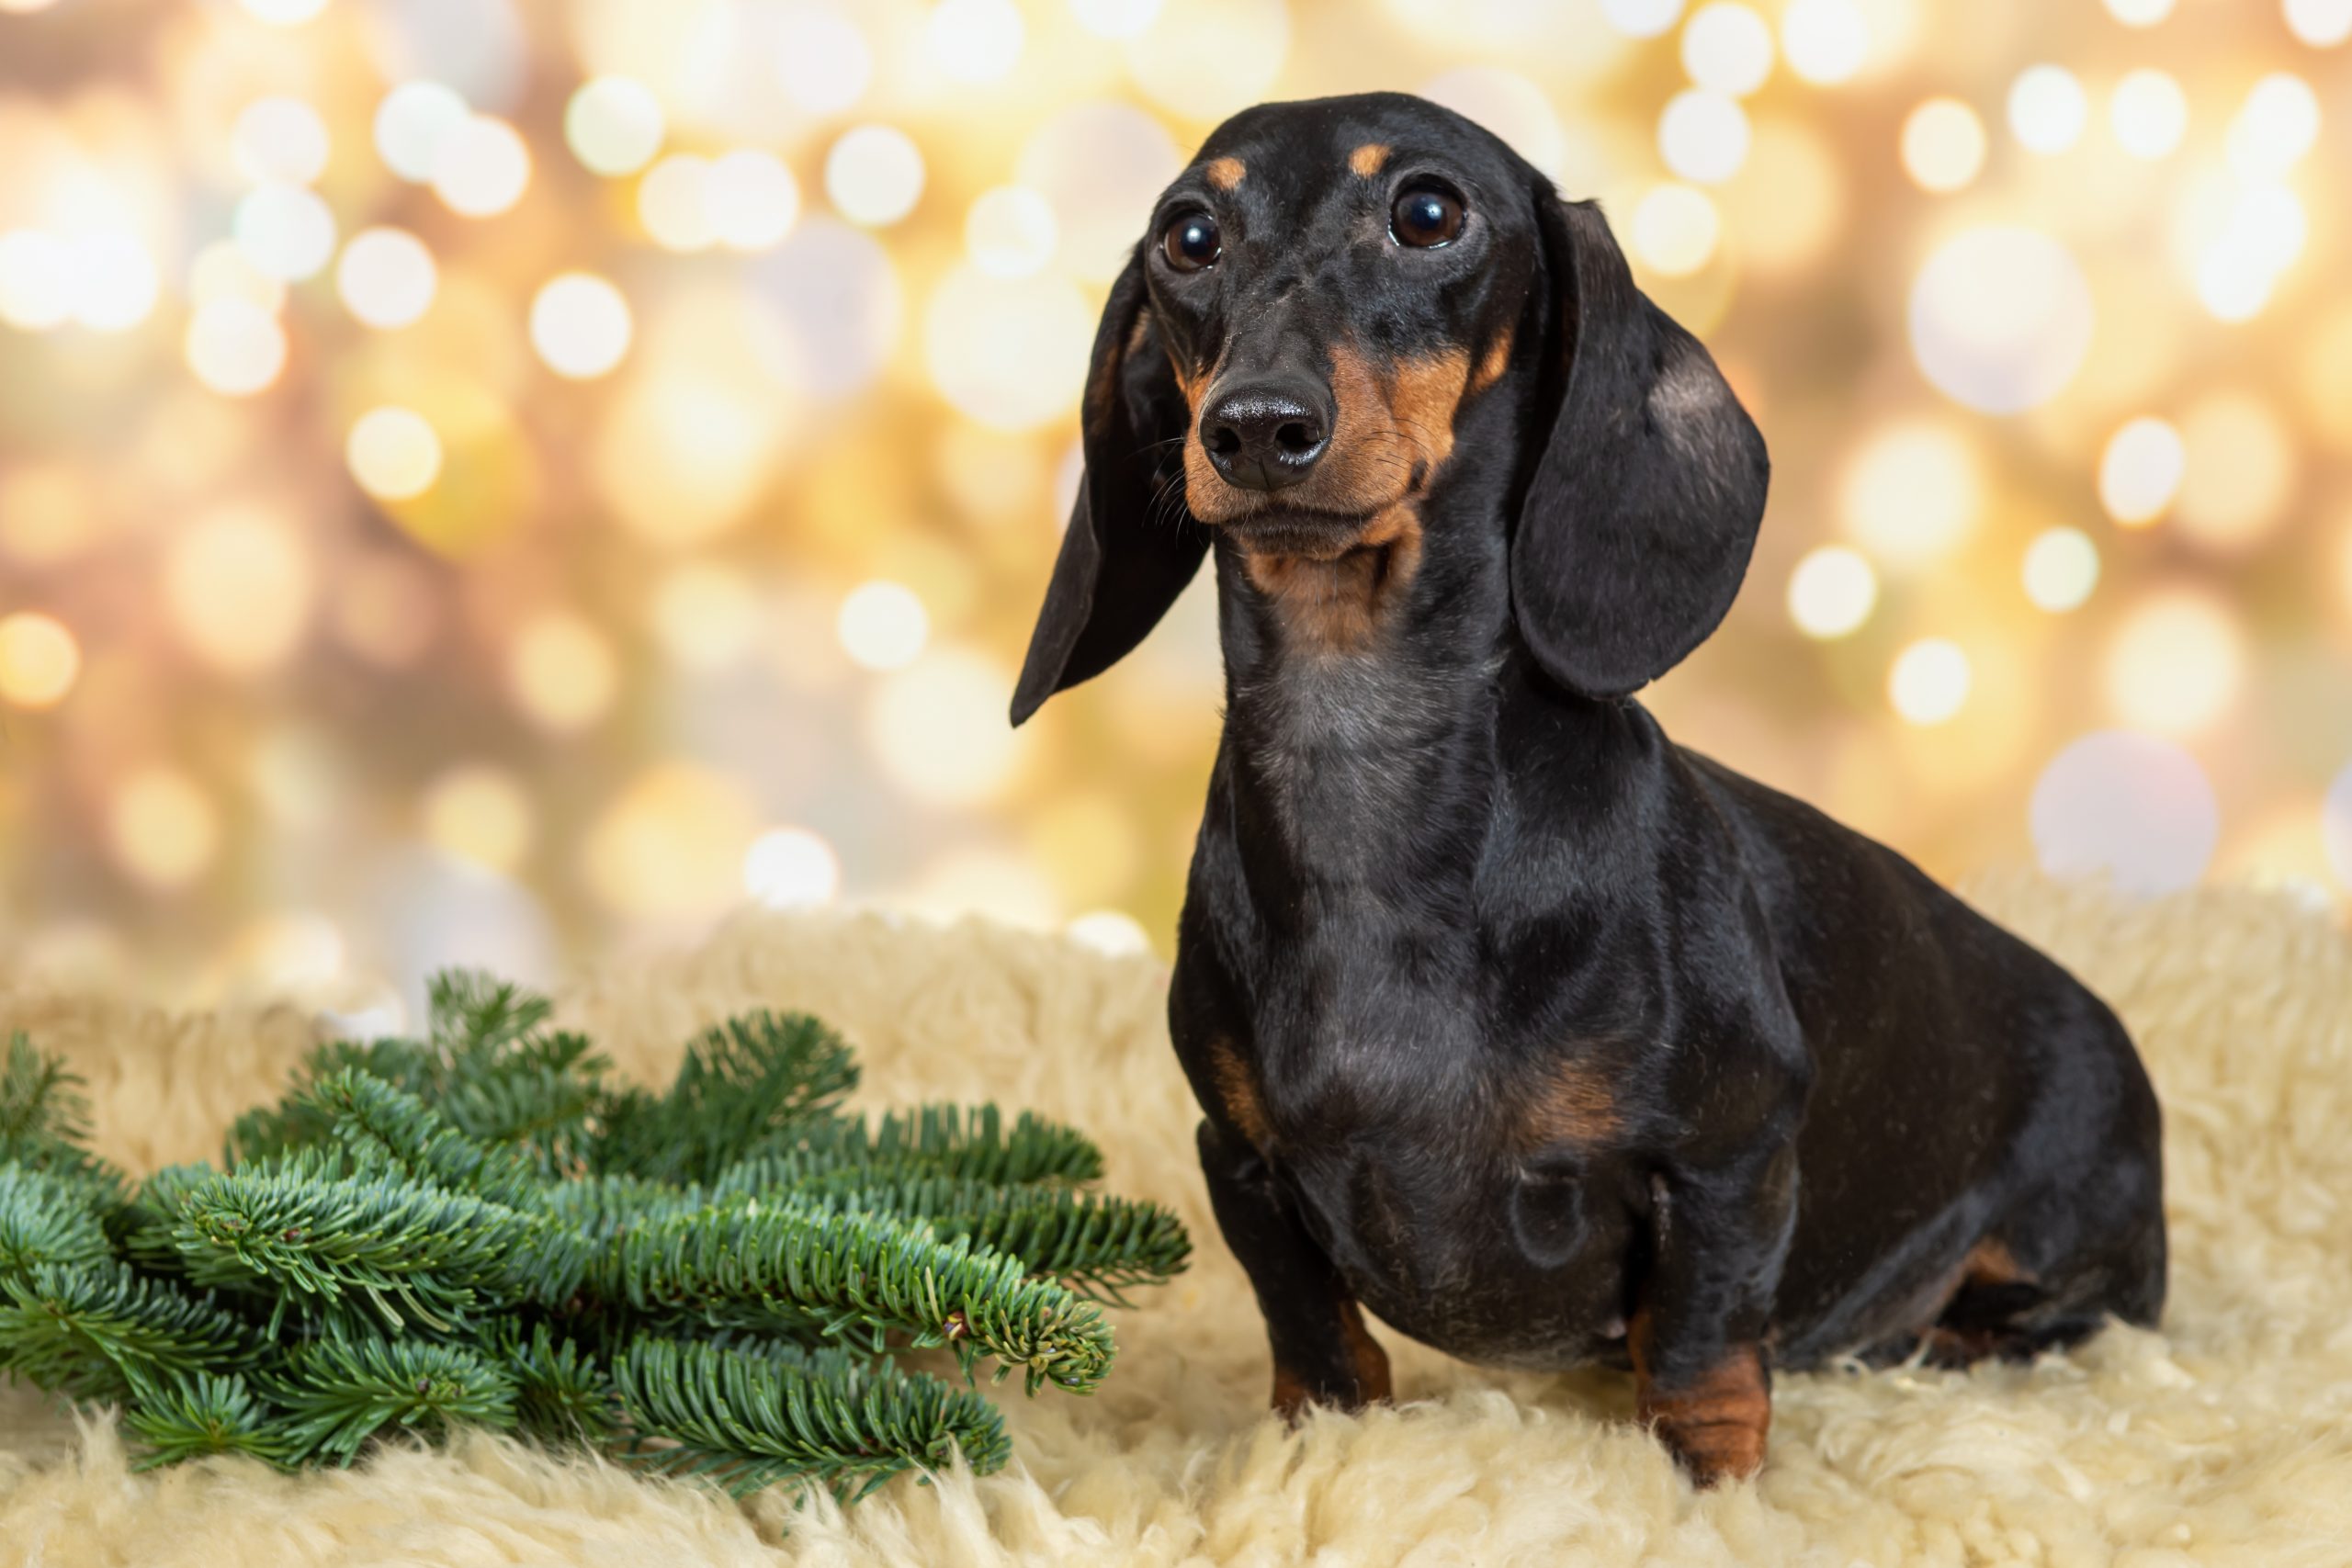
[[1011, 93, 2165, 1485]]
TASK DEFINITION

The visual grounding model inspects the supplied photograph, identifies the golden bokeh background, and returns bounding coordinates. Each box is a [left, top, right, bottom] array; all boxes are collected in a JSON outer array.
[[3, 0, 2349, 1021]]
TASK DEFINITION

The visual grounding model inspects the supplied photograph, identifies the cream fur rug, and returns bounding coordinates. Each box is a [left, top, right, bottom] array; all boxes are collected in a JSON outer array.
[[4, 876, 2350, 1567]]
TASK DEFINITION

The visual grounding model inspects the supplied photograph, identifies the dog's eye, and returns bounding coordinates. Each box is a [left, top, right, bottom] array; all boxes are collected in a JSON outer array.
[[1161, 212, 1221, 272], [1391, 188, 1464, 248]]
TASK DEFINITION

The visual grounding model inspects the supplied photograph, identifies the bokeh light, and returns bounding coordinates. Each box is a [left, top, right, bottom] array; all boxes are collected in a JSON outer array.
[[185, 299, 288, 397], [650, 564, 762, 671], [1787, 546, 1878, 638], [0, 613, 81, 709], [2022, 527, 2100, 613], [232, 97, 331, 186], [1124, 0, 1290, 123], [1839, 420, 1977, 571], [1682, 4, 1775, 96], [2032, 732, 2217, 895], [234, 184, 337, 282], [2104, 589, 2245, 738], [190, 243, 287, 313], [775, 3, 876, 116], [825, 126, 924, 229], [2103, 0, 2173, 23], [423, 765, 533, 874], [966, 186, 1058, 277], [926, 0, 1025, 85], [866, 649, 1022, 807], [2008, 64, 2089, 154], [2174, 391, 2296, 554], [1601, 0, 1686, 38], [1781, 0, 1867, 85], [375, 82, 469, 183], [1889, 637, 1972, 726], [336, 227, 437, 328], [1902, 98, 1985, 192], [2325, 761, 2352, 894], [164, 507, 313, 675], [2098, 417, 2185, 526], [529, 273, 632, 379], [67, 231, 160, 332], [346, 408, 444, 501], [2109, 69, 2187, 160], [509, 611, 618, 733], [923, 265, 1094, 429], [1630, 184, 1721, 276], [639, 155, 718, 252], [1071, 0, 1165, 38], [431, 115, 531, 217], [1909, 226, 2093, 413], [707, 151, 801, 251], [2286, 0, 2352, 47], [1659, 90, 1750, 185], [0, 230, 74, 330], [565, 77, 664, 177], [110, 769, 221, 891], [837, 581, 931, 671], [744, 827, 842, 908]]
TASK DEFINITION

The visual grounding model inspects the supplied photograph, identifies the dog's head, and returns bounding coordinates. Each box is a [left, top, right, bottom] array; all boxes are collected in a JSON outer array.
[[1011, 92, 1769, 723]]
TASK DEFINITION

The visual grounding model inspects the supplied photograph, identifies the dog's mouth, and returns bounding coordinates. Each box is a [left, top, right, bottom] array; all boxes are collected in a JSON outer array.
[[1215, 509, 1387, 561]]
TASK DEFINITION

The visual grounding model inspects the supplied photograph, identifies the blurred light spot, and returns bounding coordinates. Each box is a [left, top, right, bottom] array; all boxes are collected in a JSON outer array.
[[0, 613, 79, 708], [67, 231, 160, 332], [2031, 731, 2216, 894], [967, 186, 1058, 277], [1125, 0, 1290, 123], [1017, 103, 1183, 284], [650, 562, 762, 671], [347, 407, 444, 501], [185, 299, 288, 397], [424, 764, 533, 874], [775, 2, 875, 117], [2109, 69, 2186, 159], [509, 611, 617, 732], [2098, 416, 2184, 525], [189, 240, 287, 312], [0, 231, 73, 330], [1781, 0, 1867, 84], [232, 97, 331, 186], [529, 273, 632, 378], [837, 580, 930, 671], [1658, 89, 1750, 184], [1724, 117, 1844, 276], [1786, 546, 1877, 638], [336, 226, 436, 328], [566, 76, 665, 177], [2105, 589, 2243, 737], [1901, 97, 1985, 192], [2007, 64, 2088, 153], [2175, 390, 2296, 552], [707, 150, 801, 250], [165, 506, 312, 674], [1909, 226, 2092, 413], [1071, 0, 1164, 37], [2226, 73, 2321, 180], [1682, 3, 1774, 96], [867, 649, 1022, 806], [1419, 68, 1566, 179], [906, 846, 1062, 929], [1888, 637, 1971, 725], [375, 81, 469, 183], [2286, 0, 2352, 46], [240, 0, 326, 22], [1629, 184, 1720, 276], [234, 184, 336, 282], [927, 0, 1025, 83], [1601, 0, 1684, 36], [334, 550, 441, 668], [744, 827, 841, 908], [2325, 761, 2352, 894], [826, 126, 924, 228], [1066, 909, 1152, 956], [597, 359, 793, 547], [1838, 420, 1976, 570], [2022, 527, 2099, 612], [2196, 183, 2311, 320], [110, 768, 220, 890], [583, 764, 758, 922], [924, 265, 1094, 429], [639, 154, 716, 251], [0, 466, 101, 565], [749, 219, 902, 400], [2103, 0, 2172, 22], [231, 913, 346, 992], [431, 115, 530, 217]]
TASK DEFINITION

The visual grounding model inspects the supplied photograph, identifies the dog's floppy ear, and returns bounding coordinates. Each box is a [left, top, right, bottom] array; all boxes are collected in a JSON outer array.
[[1010, 248, 1204, 727], [1511, 195, 1769, 700]]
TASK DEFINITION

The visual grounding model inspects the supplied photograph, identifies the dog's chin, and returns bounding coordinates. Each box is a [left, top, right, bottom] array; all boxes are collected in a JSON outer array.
[[1216, 511, 1382, 562]]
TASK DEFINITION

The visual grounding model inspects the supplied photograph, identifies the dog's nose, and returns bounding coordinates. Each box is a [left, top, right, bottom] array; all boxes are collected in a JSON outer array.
[[1201, 380, 1330, 492]]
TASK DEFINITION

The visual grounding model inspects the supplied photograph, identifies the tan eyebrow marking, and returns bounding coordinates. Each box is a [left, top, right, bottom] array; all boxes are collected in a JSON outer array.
[[1349, 142, 1391, 177], [1204, 156, 1245, 190]]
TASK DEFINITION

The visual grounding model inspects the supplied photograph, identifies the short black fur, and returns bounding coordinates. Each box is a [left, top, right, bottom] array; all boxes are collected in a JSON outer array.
[[1011, 92, 2165, 1486]]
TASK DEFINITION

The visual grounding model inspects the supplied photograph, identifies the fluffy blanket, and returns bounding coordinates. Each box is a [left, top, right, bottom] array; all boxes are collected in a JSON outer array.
[[4, 876, 2349, 1567]]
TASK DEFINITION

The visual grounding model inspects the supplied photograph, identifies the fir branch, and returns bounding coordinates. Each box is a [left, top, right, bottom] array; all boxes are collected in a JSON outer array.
[[123, 1368, 294, 1469], [729, 1104, 1104, 1190], [609, 1201, 1116, 1393], [613, 1337, 1010, 1501], [594, 1012, 859, 1185], [263, 1335, 519, 1465], [429, 970, 556, 1058], [496, 1323, 617, 1444], [835, 1178, 1192, 1303], [0, 1033, 127, 1199], [225, 1037, 442, 1165], [300, 1069, 544, 1210], [0, 1163, 113, 1278], [435, 1032, 608, 1178], [0, 1262, 251, 1400], [114, 1162, 219, 1274], [169, 1158, 549, 1332]]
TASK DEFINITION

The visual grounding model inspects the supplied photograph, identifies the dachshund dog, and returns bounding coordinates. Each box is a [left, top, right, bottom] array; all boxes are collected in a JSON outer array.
[[1011, 93, 2165, 1486]]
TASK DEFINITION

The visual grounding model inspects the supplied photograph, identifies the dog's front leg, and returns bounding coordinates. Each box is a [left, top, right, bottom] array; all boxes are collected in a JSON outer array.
[[1629, 1140, 1797, 1486], [1197, 1119, 1392, 1418]]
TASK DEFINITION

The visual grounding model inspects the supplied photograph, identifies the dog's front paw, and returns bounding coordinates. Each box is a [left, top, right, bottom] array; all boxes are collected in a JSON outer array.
[[1636, 1344, 1770, 1486], [1271, 1306, 1394, 1420], [1649, 1407, 1768, 1485]]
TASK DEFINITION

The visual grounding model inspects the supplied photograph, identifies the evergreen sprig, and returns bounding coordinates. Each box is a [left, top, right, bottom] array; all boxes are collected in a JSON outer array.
[[0, 970, 1186, 1498]]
